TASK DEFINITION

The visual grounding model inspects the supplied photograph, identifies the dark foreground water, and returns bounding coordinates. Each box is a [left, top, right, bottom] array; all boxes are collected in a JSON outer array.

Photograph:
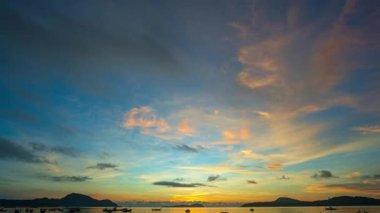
[[2, 207, 380, 213]]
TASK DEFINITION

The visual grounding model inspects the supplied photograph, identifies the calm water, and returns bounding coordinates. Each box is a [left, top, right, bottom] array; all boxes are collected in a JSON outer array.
[[2, 207, 380, 213]]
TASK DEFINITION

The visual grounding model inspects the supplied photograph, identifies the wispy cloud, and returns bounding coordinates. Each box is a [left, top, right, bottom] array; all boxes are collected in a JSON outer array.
[[0, 137, 48, 163], [177, 165, 259, 175], [50, 176, 92, 182], [175, 144, 204, 153], [236, 36, 289, 89], [207, 175, 227, 182], [87, 163, 119, 170], [352, 125, 380, 134], [152, 181, 208, 188], [29, 142, 79, 157]]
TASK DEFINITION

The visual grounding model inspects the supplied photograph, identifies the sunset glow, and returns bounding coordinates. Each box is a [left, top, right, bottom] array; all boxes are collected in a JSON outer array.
[[0, 0, 379, 203]]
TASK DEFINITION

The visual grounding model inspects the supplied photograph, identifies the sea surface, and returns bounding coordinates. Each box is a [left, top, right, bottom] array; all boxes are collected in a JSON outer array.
[[2, 207, 380, 213]]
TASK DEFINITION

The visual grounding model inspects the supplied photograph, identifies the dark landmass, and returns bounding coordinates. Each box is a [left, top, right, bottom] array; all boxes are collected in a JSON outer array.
[[242, 196, 380, 207], [165, 203, 204, 207], [0, 193, 118, 207]]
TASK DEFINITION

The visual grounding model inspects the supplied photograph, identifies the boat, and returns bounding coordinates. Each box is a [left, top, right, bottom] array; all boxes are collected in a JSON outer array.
[[40, 209, 47, 213], [185, 209, 190, 213], [249, 209, 254, 212], [151, 209, 161, 211], [122, 209, 132, 213], [68, 208, 80, 213], [325, 207, 337, 211]]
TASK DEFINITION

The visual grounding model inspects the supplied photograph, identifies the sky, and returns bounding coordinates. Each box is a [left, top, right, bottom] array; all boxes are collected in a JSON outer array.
[[0, 0, 380, 203]]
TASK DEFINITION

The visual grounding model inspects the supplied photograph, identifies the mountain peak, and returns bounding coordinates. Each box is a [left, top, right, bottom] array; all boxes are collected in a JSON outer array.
[[275, 197, 300, 203], [62, 193, 92, 200]]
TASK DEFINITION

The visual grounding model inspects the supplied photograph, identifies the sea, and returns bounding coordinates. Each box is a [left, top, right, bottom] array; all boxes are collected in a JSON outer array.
[[2, 207, 380, 213]]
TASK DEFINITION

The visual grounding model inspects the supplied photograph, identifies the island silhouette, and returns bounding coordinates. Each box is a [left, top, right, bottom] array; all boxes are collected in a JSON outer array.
[[0, 193, 117, 207], [1, 193, 380, 207]]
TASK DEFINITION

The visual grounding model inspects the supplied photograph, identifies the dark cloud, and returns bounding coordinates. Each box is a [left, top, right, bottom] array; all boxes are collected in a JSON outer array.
[[87, 163, 119, 170], [0, 1, 184, 97], [358, 174, 380, 180], [51, 176, 92, 182], [29, 142, 79, 157], [0, 137, 48, 163], [279, 175, 290, 180], [325, 182, 380, 192], [175, 144, 204, 153], [207, 175, 227, 182], [247, 180, 257, 184], [153, 181, 207, 188], [311, 170, 337, 179]]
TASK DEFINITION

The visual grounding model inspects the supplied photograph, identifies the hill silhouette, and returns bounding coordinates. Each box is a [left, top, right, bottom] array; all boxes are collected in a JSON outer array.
[[0, 193, 117, 207], [242, 196, 380, 207]]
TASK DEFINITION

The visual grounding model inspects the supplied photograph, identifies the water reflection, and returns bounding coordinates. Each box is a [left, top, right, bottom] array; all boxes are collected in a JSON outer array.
[[0, 207, 379, 213]]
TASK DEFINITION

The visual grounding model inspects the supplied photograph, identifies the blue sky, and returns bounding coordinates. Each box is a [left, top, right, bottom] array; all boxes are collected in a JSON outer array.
[[0, 0, 379, 202]]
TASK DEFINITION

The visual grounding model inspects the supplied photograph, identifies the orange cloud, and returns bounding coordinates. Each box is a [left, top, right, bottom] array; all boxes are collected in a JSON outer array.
[[267, 163, 282, 170], [236, 36, 289, 89], [123, 106, 171, 137], [177, 120, 196, 136], [221, 127, 251, 143]]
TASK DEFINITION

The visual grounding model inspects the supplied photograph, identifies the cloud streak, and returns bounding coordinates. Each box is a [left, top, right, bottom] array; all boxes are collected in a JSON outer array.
[[29, 142, 79, 157], [352, 125, 380, 134], [0, 137, 48, 163], [87, 163, 119, 170], [175, 144, 204, 153], [207, 175, 227, 182], [152, 181, 208, 188], [51, 176, 92, 182]]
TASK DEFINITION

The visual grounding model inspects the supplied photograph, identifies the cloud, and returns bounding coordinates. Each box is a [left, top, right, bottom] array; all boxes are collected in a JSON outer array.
[[309, 181, 380, 195], [173, 178, 184, 182], [124, 106, 171, 133], [177, 120, 196, 136], [29, 142, 79, 157], [177, 165, 259, 175], [217, 127, 251, 145], [236, 35, 288, 88], [247, 180, 257, 184], [267, 163, 282, 170], [123, 106, 187, 140], [279, 175, 290, 180], [175, 144, 204, 153], [254, 111, 272, 119], [51, 176, 92, 182], [152, 181, 207, 188], [352, 125, 380, 134], [207, 175, 227, 182], [0, 137, 48, 163], [311, 170, 337, 179], [87, 163, 119, 170]]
